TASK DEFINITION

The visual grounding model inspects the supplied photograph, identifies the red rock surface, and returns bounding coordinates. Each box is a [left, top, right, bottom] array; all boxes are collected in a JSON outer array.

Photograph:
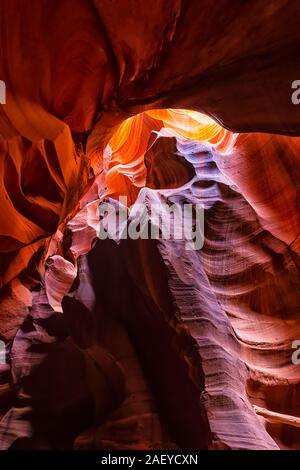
[[0, 0, 300, 450]]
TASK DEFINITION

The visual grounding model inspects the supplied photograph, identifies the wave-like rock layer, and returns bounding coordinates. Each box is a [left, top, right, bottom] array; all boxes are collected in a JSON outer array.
[[1, 0, 300, 451], [1, 123, 300, 449]]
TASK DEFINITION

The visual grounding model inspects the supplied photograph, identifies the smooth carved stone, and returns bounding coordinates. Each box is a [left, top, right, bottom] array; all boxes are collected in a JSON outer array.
[[1, 0, 300, 451], [54, 134, 300, 449], [1, 0, 300, 283], [0, 284, 125, 450]]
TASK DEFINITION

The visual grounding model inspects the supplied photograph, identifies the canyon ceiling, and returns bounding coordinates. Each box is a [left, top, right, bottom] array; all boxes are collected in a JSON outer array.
[[0, 0, 300, 451]]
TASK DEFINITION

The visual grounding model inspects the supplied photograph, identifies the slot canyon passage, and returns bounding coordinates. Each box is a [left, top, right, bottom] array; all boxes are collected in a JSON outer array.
[[1, 0, 300, 451]]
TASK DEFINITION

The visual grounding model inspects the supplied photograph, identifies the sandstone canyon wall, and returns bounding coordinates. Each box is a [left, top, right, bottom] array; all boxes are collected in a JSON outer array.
[[0, 0, 300, 451]]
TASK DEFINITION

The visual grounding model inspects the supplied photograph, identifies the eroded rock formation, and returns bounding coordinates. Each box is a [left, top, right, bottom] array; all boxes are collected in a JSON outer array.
[[0, 0, 300, 451]]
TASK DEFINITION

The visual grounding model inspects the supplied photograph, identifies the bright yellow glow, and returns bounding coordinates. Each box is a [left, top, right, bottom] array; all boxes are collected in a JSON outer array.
[[146, 109, 222, 141]]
